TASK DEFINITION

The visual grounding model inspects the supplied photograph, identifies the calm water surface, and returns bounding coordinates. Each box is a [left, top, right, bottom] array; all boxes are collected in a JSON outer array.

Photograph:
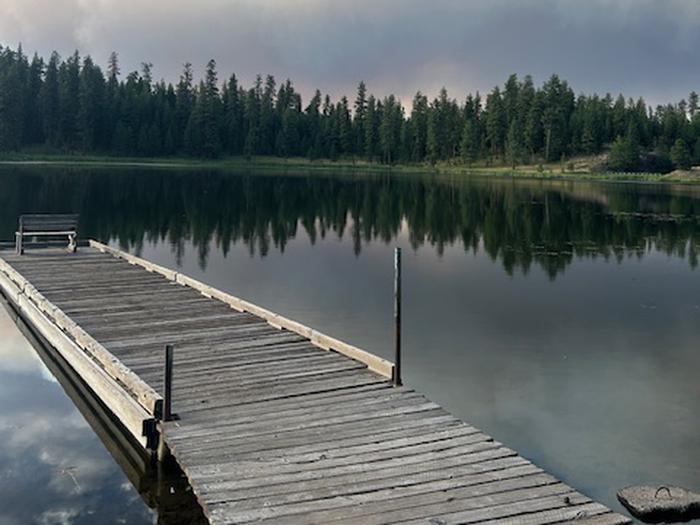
[[0, 305, 156, 525], [1, 165, 699, 523]]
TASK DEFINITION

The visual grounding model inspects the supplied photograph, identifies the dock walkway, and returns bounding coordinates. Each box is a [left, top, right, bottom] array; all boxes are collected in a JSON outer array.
[[0, 243, 630, 525]]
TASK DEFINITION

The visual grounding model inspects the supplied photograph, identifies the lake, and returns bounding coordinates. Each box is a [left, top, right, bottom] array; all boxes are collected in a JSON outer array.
[[0, 165, 699, 524]]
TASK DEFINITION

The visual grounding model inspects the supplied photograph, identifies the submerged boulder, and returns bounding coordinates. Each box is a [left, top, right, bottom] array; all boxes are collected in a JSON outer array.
[[617, 485, 700, 523]]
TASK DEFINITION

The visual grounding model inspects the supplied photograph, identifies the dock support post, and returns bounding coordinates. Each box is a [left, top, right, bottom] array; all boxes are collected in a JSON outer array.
[[393, 247, 402, 386], [16, 218, 23, 255], [164, 344, 174, 422]]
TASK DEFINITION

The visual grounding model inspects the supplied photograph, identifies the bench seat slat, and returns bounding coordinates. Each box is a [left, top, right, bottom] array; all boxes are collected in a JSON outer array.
[[20, 214, 79, 227], [16, 231, 78, 236], [20, 224, 79, 230], [20, 228, 79, 233], [20, 214, 79, 219], [21, 217, 79, 222], [20, 222, 79, 226]]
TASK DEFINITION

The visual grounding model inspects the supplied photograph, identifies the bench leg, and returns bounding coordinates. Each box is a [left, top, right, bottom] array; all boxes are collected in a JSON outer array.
[[15, 233, 23, 255], [67, 234, 77, 253]]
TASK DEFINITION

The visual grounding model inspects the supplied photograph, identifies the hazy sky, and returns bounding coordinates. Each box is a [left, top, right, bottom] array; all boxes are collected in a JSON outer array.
[[1, 0, 698, 106]]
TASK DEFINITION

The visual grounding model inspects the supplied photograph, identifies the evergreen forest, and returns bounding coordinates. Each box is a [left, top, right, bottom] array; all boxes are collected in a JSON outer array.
[[1, 44, 699, 171]]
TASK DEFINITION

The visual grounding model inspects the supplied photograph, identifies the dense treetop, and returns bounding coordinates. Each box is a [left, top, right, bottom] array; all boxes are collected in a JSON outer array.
[[0, 44, 698, 170]]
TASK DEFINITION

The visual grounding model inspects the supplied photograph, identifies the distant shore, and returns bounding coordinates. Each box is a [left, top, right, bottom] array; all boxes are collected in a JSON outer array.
[[1, 153, 698, 184]]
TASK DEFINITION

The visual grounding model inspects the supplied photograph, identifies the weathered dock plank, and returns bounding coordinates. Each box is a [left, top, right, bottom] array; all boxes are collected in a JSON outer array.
[[0, 245, 631, 525]]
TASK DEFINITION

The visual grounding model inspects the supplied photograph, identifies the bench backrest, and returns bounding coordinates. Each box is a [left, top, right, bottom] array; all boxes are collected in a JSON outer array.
[[19, 214, 79, 233]]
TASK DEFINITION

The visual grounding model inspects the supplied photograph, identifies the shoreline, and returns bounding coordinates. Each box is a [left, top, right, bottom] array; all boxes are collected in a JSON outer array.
[[0, 153, 697, 184]]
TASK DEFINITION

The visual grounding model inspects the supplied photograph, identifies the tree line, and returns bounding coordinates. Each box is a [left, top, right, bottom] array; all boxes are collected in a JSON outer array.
[[0, 44, 699, 170]]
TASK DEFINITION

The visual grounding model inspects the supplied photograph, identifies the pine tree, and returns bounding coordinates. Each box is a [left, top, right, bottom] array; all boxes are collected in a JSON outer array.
[[608, 135, 639, 171], [200, 59, 222, 158], [379, 95, 402, 164], [24, 53, 44, 145], [410, 92, 428, 162], [40, 52, 61, 146], [671, 138, 692, 170], [445, 96, 462, 159], [0, 48, 24, 151], [400, 118, 414, 163], [184, 83, 204, 156], [258, 75, 276, 155], [175, 63, 194, 150], [13, 45, 30, 147], [337, 96, 353, 157], [460, 94, 481, 166], [485, 86, 506, 159], [503, 74, 520, 126], [426, 105, 439, 165], [524, 90, 544, 160], [427, 88, 452, 163], [365, 95, 379, 162], [222, 74, 243, 154], [541, 74, 574, 161], [517, 76, 535, 128], [304, 90, 322, 159], [280, 106, 300, 158], [612, 94, 627, 139], [689, 91, 699, 120], [353, 82, 367, 157], [78, 56, 106, 151], [107, 52, 120, 82], [104, 51, 121, 147], [460, 118, 478, 167], [243, 77, 261, 158], [58, 51, 81, 149], [505, 120, 524, 169]]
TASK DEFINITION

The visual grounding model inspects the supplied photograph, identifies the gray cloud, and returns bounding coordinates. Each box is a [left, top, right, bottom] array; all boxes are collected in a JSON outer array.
[[1, 0, 698, 106]]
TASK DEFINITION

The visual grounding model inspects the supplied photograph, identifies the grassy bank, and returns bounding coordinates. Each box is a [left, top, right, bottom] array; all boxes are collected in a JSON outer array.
[[1, 152, 697, 183]]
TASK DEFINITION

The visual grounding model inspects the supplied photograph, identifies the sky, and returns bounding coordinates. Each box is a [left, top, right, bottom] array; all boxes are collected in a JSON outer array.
[[1, 0, 699, 107]]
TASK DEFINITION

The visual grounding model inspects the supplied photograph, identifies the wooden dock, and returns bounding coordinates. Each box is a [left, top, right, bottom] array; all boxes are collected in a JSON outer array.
[[0, 242, 631, 525]]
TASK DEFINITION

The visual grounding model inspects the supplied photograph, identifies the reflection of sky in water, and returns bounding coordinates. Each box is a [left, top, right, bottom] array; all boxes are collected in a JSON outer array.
[[0, 306, 155, 525]]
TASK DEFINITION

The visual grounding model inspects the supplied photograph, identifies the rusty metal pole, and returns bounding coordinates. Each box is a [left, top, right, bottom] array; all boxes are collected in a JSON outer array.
[[164, 344, 174, 422], [393, 247, 402, 386]]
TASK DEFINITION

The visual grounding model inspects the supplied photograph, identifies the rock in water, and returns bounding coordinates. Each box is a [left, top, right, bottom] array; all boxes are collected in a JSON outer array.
[[617, 485, 700, 522]]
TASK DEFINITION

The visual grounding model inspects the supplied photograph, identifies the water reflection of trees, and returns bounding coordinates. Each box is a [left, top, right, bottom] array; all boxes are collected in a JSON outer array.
[[1, 167, 700, 278]]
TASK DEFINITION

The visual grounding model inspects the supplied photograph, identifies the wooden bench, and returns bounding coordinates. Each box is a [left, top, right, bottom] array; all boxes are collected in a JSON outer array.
[[16, 214, 79, 255]]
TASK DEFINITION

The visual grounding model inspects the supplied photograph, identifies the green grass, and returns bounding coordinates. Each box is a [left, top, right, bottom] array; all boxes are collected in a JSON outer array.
[[0, 152, 694, 184], [0, 152, 401, 172]]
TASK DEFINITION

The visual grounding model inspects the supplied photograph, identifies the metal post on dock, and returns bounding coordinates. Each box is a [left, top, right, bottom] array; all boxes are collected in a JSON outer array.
[[393, 247, 402, 386], [164, 344, 174, 422]]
